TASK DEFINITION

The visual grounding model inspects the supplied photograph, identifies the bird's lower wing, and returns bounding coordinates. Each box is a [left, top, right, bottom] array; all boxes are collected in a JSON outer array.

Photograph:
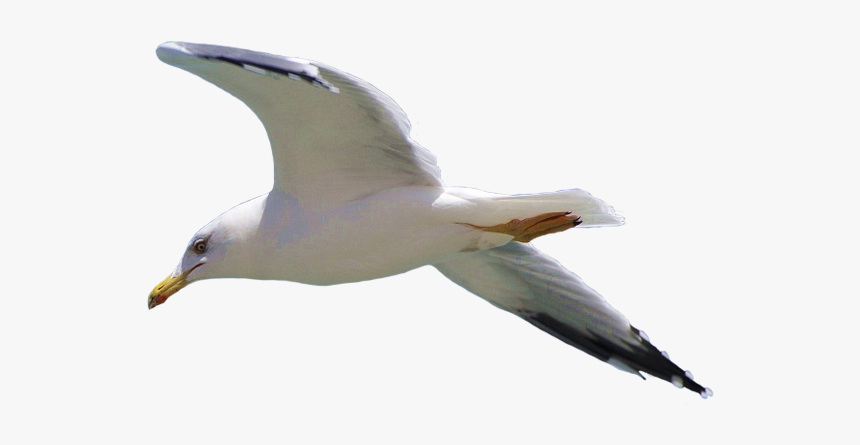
[[433, 242, 712, 398]]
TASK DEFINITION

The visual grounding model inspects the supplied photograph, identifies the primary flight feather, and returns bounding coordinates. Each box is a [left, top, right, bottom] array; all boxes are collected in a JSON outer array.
[[150, 41, 712, 398]]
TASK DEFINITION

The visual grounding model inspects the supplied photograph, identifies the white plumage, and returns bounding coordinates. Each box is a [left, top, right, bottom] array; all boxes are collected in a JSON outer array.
[[150, 42, 711, 398]]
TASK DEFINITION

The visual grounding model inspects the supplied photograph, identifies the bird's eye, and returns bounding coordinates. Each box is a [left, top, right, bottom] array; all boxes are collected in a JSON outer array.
[[194, 240, 207, 253]]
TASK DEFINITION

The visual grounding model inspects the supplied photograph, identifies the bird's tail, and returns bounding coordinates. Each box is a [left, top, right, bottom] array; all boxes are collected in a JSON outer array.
[[444, 187, 624, 228]]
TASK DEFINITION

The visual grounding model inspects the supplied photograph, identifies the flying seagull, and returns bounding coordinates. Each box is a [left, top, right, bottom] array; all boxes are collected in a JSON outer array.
[[151, 41, 712, 398]]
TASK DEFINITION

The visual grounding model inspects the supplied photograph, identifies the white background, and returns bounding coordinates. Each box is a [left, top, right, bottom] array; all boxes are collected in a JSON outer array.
[[2, 1, 858, 443]]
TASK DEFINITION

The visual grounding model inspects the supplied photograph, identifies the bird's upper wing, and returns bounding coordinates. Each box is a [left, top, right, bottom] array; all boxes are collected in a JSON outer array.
[[156, 42, 443, 209], [434, 242, 712, 398]]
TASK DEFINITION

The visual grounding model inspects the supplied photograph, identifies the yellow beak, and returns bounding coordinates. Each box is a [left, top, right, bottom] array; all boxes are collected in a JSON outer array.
[[148, 263, 204, 309], [148, 272, 189, 309]]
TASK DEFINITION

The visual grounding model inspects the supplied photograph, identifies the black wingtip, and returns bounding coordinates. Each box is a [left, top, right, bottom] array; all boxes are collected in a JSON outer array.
[[630, 327, 712, 398], [526, 313, 712, 398]]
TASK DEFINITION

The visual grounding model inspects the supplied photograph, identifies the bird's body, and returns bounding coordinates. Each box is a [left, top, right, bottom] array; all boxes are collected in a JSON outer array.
[[198, 187, 503, 285], [150, 41, 712, 398], [255, 187, 468, 285], [190, 186, 613, 285]]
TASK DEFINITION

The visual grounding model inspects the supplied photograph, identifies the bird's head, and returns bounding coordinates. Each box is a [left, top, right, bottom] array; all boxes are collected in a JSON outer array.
[[148, 196, 266, 309], [148, 227, 222, 309]]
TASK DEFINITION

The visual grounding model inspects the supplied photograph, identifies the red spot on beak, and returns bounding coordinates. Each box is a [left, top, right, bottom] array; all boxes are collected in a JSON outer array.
[[152, 294, 168, 307]]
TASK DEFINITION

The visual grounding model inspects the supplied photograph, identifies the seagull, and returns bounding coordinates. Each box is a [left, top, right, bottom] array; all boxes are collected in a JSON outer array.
[[150, 42, 712, 398]]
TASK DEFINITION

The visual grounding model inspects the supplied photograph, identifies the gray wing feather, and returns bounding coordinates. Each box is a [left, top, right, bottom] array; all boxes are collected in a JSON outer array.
[[434, 242, 712, 397]]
